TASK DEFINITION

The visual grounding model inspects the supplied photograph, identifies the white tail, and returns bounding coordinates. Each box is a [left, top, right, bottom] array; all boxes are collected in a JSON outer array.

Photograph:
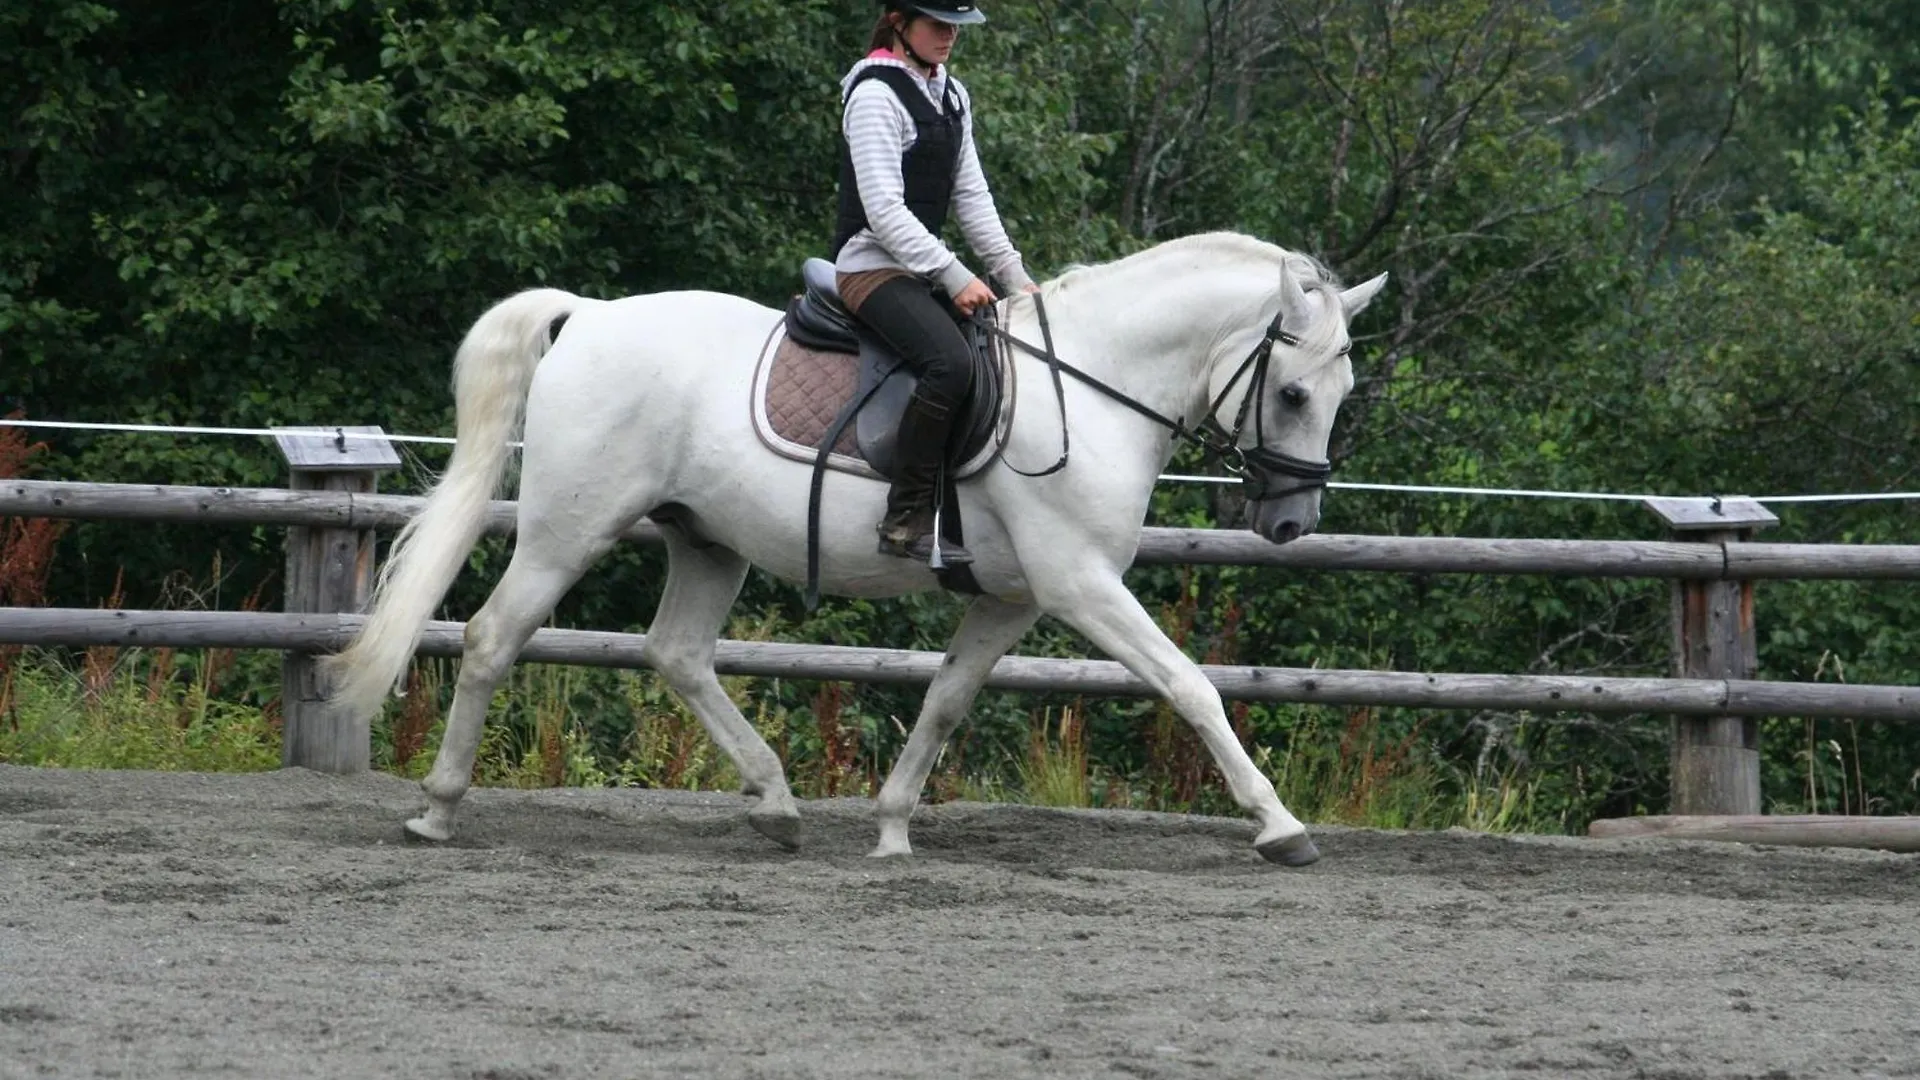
[[324, 288, 585, 721]]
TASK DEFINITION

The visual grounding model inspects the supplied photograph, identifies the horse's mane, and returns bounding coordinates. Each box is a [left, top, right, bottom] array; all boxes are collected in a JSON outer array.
[[1036, 232, 1350, 358]]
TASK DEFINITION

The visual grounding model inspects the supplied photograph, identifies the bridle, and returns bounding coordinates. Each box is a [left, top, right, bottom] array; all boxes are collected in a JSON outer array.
[[972, 292, 1345, 501]]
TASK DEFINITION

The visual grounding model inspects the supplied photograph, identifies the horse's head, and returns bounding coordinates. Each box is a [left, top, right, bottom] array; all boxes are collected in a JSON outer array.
[[1210, 257, 1387, 544]]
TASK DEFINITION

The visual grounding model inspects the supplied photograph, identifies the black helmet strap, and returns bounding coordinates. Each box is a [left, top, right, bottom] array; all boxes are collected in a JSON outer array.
[[884, 4, 941, 72]]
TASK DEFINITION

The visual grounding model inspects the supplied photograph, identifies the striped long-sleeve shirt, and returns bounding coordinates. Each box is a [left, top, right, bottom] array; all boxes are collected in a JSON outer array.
[[833, 55, 1034, 296]]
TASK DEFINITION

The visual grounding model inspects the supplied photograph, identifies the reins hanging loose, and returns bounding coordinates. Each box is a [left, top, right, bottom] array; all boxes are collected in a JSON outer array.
[[995, 292, 1068, 477]]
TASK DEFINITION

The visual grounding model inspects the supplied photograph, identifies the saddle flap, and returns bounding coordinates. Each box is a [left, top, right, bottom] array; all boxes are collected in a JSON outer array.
[[853, 342, 913, 471], [853, 313, 1005, 479]]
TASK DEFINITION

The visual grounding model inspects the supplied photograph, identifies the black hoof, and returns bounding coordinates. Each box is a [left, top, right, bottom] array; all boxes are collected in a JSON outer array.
[[1257, 832, 1321, 867]]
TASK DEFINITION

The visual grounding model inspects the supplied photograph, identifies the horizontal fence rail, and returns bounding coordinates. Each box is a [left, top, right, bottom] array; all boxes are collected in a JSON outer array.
[[2, 609, 1914, 721], [9, 479, 1920, 579]]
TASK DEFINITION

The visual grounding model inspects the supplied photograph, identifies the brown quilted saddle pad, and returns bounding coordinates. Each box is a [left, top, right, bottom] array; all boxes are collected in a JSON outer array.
[[750, 323, 1012, 482], [757, 334, 863, 462]]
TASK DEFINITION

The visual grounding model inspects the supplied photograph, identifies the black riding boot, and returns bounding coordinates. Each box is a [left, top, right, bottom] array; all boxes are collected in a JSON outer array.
[[877, 388, 973, 566]]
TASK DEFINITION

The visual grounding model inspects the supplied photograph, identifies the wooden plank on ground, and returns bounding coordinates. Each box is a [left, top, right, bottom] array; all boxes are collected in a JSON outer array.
[[1588, 814, 1920, 853]]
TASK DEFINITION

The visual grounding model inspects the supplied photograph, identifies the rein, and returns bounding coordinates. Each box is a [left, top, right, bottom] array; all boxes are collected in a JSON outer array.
[[970, 294, 1338, 500]]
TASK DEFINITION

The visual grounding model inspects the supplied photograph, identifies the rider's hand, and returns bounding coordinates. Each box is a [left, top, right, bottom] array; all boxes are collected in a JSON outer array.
[[953, 277, 998, 315]]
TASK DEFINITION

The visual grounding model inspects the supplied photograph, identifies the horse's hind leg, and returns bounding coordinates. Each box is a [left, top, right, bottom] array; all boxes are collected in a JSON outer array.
[[1038, 569, 1319, 866], [871, 595, 1040, 857], [406, 535, 613, 842], [642, 531, 801, 850]]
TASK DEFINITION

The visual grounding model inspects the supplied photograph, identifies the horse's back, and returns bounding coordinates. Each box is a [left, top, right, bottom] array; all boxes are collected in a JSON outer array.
[[523, 289, 780, 424], [516, 287, 786, 494], [551, 289, 781, 376]]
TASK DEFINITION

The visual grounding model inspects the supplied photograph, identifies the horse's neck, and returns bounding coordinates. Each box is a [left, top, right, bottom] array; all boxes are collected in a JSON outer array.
[[1038, 243, 1277, 427]]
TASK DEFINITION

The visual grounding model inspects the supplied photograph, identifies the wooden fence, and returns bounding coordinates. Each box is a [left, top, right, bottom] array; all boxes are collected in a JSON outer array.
[[5, 453, 1920, 815]]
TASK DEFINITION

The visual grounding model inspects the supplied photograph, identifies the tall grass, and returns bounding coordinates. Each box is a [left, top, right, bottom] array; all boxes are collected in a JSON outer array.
[[0, 571, 282, 774], [1019, 703, 1091, 808], [1005, 692, 1544, 832], [1260, 707, 1539, 831], [1759, 650, 1888, 816], [1, 652, 280, 772], [0, 417, 69, 725]]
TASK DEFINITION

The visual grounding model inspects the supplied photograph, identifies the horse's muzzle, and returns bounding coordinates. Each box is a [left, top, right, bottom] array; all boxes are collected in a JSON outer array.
[[1249, 498, 1319, 544], [1263, 519, 1303, 544]]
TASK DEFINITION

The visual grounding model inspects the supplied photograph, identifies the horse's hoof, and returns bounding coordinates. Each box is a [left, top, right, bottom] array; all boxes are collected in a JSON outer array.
[[1256, 831, 1321, 867], [747, 806, 803, 852], [867, 842, 912, 859], [403, 814, 453, 843]]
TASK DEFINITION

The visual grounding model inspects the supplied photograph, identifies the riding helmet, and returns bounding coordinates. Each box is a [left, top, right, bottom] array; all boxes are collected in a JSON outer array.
[[883, 0, 987, 25]]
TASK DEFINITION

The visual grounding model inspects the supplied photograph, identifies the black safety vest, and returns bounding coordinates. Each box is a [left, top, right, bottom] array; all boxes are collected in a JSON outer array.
[[831, 65, 965, 259]]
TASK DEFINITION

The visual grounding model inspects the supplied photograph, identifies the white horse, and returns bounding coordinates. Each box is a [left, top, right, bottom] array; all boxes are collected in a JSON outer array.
[[327, 232, 1386, 865]]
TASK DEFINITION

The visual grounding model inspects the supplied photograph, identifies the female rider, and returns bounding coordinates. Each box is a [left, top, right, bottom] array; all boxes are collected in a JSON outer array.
[[831, 0, 1039, 567]]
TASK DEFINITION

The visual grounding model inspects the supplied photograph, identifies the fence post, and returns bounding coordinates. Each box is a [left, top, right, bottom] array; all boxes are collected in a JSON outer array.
[[1643, 496, 1779, 814], [272, 426, 401, 773]]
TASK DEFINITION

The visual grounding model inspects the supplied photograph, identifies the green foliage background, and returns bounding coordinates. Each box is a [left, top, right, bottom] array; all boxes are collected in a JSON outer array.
[[4, 0, 1916, 825]]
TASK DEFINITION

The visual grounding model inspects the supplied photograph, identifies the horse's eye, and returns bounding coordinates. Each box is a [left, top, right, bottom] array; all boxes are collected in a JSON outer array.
[[1280, 385, 1308, 408]]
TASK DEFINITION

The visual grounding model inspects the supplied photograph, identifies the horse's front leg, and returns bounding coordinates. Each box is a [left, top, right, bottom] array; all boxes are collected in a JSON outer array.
[[871, 595, 1040, 857], [1037, 568, 1319, 866]]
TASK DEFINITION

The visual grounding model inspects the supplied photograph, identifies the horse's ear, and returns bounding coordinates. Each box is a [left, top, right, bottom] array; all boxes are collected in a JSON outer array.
[[1340, 273, 1389, 318], [1279, 264, 1314, 324]]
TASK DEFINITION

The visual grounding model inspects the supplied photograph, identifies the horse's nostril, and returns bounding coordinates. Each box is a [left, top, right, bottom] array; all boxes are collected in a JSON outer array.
[[1272, 520, 1301, 543]]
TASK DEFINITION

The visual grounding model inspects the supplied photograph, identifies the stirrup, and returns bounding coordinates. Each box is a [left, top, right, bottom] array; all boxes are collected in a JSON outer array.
[[875, 524, 974, 567], [926, 505, 970, 568]]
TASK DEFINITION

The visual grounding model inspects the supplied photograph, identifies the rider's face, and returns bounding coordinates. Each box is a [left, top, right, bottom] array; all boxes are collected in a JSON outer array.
[[894, 15, 959, 67]]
